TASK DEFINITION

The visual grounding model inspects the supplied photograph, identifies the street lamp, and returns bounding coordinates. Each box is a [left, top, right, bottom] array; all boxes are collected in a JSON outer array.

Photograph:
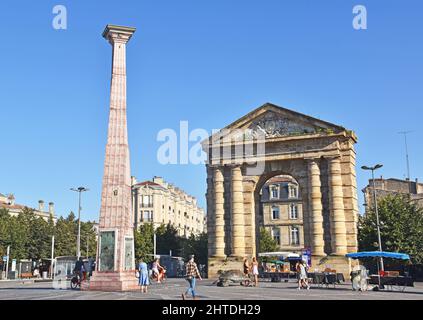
[[70, 187, 89, 259], [361, 164, 384, 271]]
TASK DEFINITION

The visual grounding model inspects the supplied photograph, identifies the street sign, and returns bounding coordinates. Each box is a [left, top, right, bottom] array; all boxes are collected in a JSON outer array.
[[2, 256, 7, 262]]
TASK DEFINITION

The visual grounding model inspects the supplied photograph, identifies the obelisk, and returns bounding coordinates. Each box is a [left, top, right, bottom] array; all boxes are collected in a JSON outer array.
[[88, 25, 138, 291]]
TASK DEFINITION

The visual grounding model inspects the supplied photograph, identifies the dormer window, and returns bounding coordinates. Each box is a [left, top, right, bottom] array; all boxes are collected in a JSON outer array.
[[269, 185, 279, 199], [288, 184, 298, 198]]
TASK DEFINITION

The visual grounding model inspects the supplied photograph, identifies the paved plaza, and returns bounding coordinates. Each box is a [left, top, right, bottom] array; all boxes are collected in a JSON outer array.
[[0, 278, 422, 300]]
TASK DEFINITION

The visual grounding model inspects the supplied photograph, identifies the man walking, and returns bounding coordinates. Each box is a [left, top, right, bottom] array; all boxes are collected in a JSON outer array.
[[182, 255, 202, 300]]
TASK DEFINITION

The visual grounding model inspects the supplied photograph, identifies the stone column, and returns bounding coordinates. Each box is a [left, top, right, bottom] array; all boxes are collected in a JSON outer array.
[[230, 165, 245, 257], [328, 157, 348, 255], [307, 159, 325, 256], [88, 25, 138, 292], [213, 166, 226, 257]]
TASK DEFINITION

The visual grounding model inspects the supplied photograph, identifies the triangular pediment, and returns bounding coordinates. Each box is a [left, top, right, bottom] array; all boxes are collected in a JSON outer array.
[[210, 103, 347, 141]]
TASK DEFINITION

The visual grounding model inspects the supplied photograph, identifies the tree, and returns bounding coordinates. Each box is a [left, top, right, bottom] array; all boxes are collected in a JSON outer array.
[[182, 232, 207, 266], [55, 212, 77, 256], [259, 227, 279, 254], [156, 223, 183, 256], [134, 223, 154, 263], [359, 194, 423, 264]]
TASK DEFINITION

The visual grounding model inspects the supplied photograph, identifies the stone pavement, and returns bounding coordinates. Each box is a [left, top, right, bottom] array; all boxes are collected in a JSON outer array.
[[0, 278, 422, 300]]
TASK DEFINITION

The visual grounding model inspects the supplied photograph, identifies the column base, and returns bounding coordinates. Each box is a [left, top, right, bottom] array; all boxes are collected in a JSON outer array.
[[85, 270, 139, 292], [208, 256, 244, 279], [310, 255, 356, 280]]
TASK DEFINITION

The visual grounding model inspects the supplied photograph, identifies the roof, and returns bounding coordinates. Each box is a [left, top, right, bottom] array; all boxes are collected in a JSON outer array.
[[134, 181, 162, 187], [204, 102, 354, 144]]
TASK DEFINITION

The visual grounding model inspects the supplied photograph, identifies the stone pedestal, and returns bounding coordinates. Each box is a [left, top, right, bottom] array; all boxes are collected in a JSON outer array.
[[86, 271, 139, 292], [208, 256, 244, 279], [311, 255, 356, 280]]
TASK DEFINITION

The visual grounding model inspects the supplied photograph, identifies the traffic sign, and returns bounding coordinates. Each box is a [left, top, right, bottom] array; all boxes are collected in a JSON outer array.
[[2, 256, 7, 262]]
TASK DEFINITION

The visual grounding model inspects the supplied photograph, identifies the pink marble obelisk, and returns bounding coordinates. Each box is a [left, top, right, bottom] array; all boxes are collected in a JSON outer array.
[[88, 25, 138, 291]]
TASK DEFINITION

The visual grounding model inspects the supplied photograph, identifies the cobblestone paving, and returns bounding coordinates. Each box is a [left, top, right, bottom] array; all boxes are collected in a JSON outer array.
[[0, 279, 422, 300]]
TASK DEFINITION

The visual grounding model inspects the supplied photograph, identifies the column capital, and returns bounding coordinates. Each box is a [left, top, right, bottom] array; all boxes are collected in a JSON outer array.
[[103, 24, 136, 45], [325, 155, 342, 162]]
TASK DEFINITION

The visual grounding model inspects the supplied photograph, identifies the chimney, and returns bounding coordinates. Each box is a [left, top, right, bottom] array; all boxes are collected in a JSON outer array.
[[7, 194, 15, 206], [131, 176, 137, 186], [38, 200, 44, 212], [153, 176, 164, 185], [48, 202, 54, 215]]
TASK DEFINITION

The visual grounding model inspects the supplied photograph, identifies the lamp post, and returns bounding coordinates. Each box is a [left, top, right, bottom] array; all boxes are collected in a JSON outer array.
[[362, 164, 384, 271], [71, 187, 89, 259]]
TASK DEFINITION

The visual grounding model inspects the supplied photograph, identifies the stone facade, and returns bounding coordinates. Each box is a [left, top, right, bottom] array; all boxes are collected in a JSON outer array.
[[131, 176, 206, 236], [260, 175, 305, 252], [0, 193, 57, 223], [363, 177, 423, 213], [202, 103, 359, 278]]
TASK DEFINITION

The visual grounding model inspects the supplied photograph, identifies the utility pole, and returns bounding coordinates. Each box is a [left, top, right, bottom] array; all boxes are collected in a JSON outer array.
[[51, 235, 55, 279], [362, 164, 384, 271], [398, 131, 413, 193], [71, 187, 89, 259], [5, 246, 10, 280]]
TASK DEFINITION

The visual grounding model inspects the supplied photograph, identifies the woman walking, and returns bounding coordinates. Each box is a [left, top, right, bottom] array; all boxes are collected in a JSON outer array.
[[251, 257, 259, 287], [296, 260, 310, 290], [138, 259, 149, 293]]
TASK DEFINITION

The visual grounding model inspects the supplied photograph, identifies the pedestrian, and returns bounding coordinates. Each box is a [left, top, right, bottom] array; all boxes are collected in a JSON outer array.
[[73, 257, 85, 282], [251, 257, 259, 287], [138, 259, 149, 293], [182, 255, 202, 300], [297, 260, 310, 290], [152, 258, 165, 283], [243, 257, 250, 277]]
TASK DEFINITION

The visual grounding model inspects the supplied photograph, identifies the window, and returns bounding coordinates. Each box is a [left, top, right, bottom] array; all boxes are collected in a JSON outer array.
[[289, 204, 298, 219], [271, 206, 280, 220], [270, 185, 279, 199], [291, 227, 300, 245], [272, 228, 280, 245], [289, 185, 298, 198], [143, 211, 149, 221], [142, 195, 152, 207]]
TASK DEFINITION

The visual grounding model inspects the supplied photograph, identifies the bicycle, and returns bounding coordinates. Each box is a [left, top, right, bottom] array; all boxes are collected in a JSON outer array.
[[70, 271, 86, 289]]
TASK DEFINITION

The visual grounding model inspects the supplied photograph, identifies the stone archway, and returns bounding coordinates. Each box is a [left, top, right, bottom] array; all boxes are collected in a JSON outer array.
[[203, 103, 359, 277]]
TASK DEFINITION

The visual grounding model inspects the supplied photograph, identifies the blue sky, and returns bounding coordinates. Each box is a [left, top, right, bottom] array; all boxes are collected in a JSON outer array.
[[0, 1, 422, 221]]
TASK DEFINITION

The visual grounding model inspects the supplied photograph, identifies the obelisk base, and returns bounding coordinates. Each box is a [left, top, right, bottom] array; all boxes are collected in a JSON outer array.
[[85, 270, 139, 292]]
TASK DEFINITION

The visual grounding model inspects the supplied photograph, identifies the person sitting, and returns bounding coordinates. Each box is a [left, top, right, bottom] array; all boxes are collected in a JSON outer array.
[[152, 258, 164, 283]]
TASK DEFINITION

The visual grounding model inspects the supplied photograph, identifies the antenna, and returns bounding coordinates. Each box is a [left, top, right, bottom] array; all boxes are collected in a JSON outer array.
[[398, 131, 413, 181]]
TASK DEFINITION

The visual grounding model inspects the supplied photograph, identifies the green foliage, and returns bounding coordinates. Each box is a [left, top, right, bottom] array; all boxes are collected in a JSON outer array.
[[358, 194, 423, 264], [184, 232, 208, 266], [134, 223, 154, 263], [0, 210, 98, 261], [156, 223, 183, 256], [259, 227, 279, 254], [133, 222, 207, 266]]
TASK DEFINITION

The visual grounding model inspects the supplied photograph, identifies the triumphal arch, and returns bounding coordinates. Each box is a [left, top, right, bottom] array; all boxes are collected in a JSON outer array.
[[202, 103, 359, 277]]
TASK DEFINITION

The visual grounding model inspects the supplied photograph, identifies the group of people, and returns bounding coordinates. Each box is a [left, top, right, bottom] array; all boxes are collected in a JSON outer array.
[[137, 255, 202, 299], [137, 257, 166, 293], [243, 256, 260, 286]]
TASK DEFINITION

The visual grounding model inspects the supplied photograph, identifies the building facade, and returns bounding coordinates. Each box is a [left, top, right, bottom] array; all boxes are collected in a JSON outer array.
[[203, 103, 359, 277], [131, 176, 206, 237], [0, 193, 58, 222], [260, 175, 304, 251], [363, 177, 423, 212]]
